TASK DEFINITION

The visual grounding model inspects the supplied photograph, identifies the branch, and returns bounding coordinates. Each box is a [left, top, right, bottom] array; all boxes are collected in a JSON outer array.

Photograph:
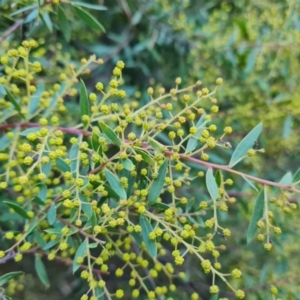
[[0, 20, 23, 45], [2, 122, 299, 194]]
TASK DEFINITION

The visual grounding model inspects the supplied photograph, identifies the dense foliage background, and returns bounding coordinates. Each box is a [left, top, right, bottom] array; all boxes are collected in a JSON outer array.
[[0, 1, 300, 300]]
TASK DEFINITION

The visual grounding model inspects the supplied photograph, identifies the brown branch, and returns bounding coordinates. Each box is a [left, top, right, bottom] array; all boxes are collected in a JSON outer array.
[[1, 122, 299, 194], [0, 20, 23, 45]]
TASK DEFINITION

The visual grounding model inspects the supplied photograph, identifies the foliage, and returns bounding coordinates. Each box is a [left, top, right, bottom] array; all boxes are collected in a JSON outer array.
[[0, 1, 300, 300]]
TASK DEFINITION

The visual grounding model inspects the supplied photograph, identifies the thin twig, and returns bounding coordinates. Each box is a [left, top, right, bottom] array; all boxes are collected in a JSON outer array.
[[0, 20, 23, 45]]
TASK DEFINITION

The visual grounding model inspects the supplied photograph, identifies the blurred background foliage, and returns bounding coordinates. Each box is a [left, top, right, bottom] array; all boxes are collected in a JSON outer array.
[[1, 0, 300, 299]]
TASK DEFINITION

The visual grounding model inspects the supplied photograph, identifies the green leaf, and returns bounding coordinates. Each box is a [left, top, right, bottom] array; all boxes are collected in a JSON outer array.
[[71, 1, 107, 10], [148, 160, 168, 204], [32, 196, 45, 205], [37, 184, 47, 201], [69, 144, 79, 174], [121, 158, 134, 171], [151, 202, 169, 212], [210, 294, 219, 300], [47, 204, 56, 225], [242, 175, 258, 192], [25, 8, 38, 23], [104, 169, 127, 199], [20, 127, 40, 136], [34, 231, 47, 248], [73, 6, 105, 32], [57, 6, 71, 42], [282, 115, 293, 139], [35, 255, 50, 288], [27, 218, 39, 235], [103, 184, 120, 199], [246, 189, 265, 244], [91, 132, 100, 151], [80, 79, 90, 118], [43, 240, 59, 250], [134, 148, 154, 165], [10, 4, 37, 16], [5, 88, 25, 119], [40, 11, 53, 32], [206, 168, 219, 200], [139, 214, 157, 257], [215, 170, 222, 187], [89, 243, 98, 248], [279, 172, 293, 185], [73, 238, 88, 273], [29, 81, 44, 115], [185, 113, 207, 153], [229, 122, 263, 167], [148, 138, 162, 153], [0, 272, 23, 286], [56, 158, 70, 172], [79, 193, 93, 219], [41, 154, 51, 177], [293, 168, 300, 183], [44, 228, 63, 234], [99, 122, 121, 146], [4, 201, 30, 219], [0, 128, 17, 151], [131, 232, 142, 246]]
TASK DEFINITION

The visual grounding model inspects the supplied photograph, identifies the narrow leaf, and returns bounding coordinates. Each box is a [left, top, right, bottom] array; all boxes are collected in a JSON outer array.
[[5, 88, 25, 119], [242, 175, 258, 192], [73, 239, 88, 273], [293, 168, 300, 183], [20, 127, 40, 136], [79, 193, 93, 219], [131, 232, 142, 246], [47, 204, 56, 225], [151, 202, 169, 212], [247, 189, 265, 244], [206, 168, 219, 200], [91, 132, 100, 151], [185, 113, 207, 153], [57, 6, 71, 42], [73, 6, 105, 32], [134, 148, 154, 165], [35, 255, 50, 288], [282, 115, 293, 139], [71, 2, 107, 10], [121, 158, 134, 171], [43, 240, 59, 250], [37, 184, 47, 201], [148, 139, 162, 153], [80, 79, 90, 117], [24, 8, 38, 23], [99, 122, 121, 146], [104, 169, 127, 199], [29, 81, 44, 115], [32, 196, 45, 205], [69, 144, 79, 174], [27, 218, 39, 235], [41, 155, 51, 177], [148, 160, 168, 204], [4, 201, 30, 219], [279, 172, 293, 185], [10, 4, 37, 16], [34, 231, 47, 248], [0, 272, 23, 286], [229, 122, 263, 167], [139, 214, 157, 257], [56, 158, 70, 172], [0, 129, 17, 151], [41, 11, 53, 32]]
